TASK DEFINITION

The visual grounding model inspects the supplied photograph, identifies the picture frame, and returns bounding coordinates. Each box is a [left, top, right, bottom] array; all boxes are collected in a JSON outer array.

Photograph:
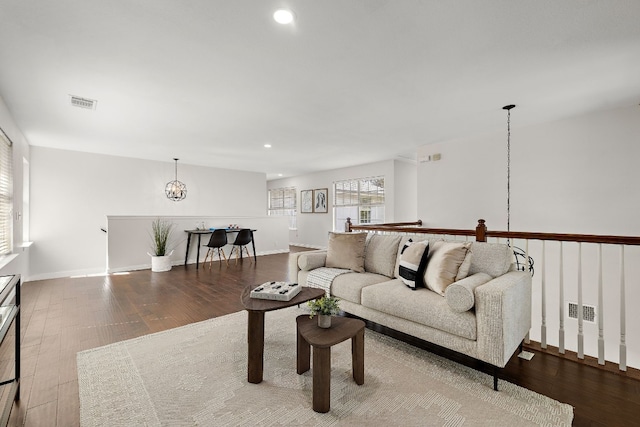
[[313, 188, 328, 213], [301, 190, 314, 213]]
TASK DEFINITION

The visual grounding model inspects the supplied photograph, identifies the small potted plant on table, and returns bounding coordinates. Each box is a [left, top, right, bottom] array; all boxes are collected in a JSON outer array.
[[308, 295, 340, 328]]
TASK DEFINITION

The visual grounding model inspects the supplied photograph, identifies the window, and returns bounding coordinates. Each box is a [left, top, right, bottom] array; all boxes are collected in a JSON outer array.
[[0, 129, 13, 255], [333, 176, 384, 231], [268, 187, 297, 229]]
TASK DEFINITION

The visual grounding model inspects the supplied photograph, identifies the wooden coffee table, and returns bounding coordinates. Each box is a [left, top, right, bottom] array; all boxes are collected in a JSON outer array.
[[296, 315, 365, 413], [240, 285, 325, 384]]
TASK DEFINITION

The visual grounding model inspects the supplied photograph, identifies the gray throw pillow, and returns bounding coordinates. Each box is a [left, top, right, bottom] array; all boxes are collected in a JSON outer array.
[[365, 234, 402, 278], [445, 272, 492, 312]]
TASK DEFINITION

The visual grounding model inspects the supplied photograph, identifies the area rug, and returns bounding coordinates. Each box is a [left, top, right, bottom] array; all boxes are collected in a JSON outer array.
[[77, 307, 573, 426]]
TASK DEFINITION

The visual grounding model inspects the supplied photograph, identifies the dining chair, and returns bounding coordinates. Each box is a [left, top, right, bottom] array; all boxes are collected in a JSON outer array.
[[229, 228, 253, 264], [203, 229, 228, 267]]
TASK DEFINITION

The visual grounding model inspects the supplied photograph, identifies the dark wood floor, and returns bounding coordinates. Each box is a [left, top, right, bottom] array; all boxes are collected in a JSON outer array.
[[3, 248, 639, 426]]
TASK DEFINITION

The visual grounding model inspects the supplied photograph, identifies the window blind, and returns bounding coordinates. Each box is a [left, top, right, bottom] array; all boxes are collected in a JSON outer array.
[[0, 130, 13, 255], [268, 187, 297, 229], [333, 176, 385, 230]]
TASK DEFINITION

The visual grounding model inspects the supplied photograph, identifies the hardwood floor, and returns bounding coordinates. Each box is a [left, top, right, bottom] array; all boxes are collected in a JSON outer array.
[[3, 248, 639, 426]]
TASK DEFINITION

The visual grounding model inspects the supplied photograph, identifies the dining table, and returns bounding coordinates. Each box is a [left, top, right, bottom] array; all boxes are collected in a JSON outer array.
[[184, 228, 257, 268]]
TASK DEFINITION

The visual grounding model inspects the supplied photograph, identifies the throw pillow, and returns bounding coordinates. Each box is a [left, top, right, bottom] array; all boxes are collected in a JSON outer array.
[[364, 234, 402, 278], [398, 239, 430, 290], [424, 241, 472, 295], [445, 272, 492, 312], [325, 232, 367, 273]]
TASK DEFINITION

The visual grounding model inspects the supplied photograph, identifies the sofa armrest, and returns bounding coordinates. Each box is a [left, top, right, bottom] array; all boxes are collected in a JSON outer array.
[[288, 250, 327, 282], [474, 271, 532, 367]]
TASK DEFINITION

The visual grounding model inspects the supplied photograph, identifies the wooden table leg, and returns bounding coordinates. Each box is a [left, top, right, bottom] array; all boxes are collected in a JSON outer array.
[[313, 346, 331, 413], [352, 328, 364, 385], [247, 311, 265, 384], [297, 325, 310, 374], [184, 232, 192, 266], [195, 234, 202, 269]]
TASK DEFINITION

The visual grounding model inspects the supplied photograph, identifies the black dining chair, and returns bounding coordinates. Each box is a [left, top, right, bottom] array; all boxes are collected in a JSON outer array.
[[203, 229, 228, 267], [230, 228, 253, 264]]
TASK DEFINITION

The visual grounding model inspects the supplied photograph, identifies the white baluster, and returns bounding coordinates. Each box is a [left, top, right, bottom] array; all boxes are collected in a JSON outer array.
[[620, 246, 627, 371], [559, 241, 565, 354], [541, 240, 547, 349], [578, 242, 584, 359], [598, 243, 605, 365], [524, 239, 530, 344]]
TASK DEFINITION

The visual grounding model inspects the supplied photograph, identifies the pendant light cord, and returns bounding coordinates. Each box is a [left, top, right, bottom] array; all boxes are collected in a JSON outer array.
[[507, 109, 511, 239], [503, 105, 515, 245]]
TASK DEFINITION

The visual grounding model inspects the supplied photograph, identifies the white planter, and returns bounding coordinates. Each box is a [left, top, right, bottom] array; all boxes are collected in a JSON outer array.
[[148, 251, 173, 272]]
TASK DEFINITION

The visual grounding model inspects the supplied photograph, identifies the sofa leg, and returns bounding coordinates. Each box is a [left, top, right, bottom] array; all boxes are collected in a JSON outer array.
[[493, 369, 499, 391]]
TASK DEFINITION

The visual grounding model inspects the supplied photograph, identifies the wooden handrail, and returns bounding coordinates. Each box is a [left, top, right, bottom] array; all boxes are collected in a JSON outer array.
[[347, 218, 640, 246]]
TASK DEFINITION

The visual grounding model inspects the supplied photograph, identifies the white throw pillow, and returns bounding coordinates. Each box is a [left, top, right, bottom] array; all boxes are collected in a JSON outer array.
[[424, 241, 472, 295]]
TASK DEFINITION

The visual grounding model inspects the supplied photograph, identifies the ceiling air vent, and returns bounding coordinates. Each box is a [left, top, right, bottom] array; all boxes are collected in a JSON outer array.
[[69, 95, 97, 110]]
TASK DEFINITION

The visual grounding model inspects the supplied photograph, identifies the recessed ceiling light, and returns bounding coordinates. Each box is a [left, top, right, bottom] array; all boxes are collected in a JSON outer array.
[[273, 9, 294, 25], [278, 173, 283, 177], [264, 144, 272, 148]]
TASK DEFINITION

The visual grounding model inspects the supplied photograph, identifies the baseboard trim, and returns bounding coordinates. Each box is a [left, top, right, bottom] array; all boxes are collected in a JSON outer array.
[[524, 341, 640, 381]]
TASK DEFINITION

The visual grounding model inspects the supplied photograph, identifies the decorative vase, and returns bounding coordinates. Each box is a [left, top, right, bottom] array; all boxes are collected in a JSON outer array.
[[318, 314, 331, 329]]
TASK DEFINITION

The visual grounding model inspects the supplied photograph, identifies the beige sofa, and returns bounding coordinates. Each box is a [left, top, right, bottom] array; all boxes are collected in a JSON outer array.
[[289, 233, 532, 390]]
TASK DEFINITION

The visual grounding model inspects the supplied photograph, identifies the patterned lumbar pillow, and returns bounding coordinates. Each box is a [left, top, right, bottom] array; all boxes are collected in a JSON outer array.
[[398, 239, 430, 290]]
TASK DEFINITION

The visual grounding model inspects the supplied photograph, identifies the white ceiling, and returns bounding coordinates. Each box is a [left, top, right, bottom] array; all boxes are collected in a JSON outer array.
[[1, 1, 639, 180]]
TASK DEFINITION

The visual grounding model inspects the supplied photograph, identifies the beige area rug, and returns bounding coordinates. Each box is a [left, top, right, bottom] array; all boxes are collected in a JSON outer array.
[[77, 307, 573, 426]]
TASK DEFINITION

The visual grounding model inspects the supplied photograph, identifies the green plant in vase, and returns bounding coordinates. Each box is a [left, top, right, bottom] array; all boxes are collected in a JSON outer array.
[[149, 218, 174, 272], [308, 295, 340, 328], [151, 218, 173, 256]]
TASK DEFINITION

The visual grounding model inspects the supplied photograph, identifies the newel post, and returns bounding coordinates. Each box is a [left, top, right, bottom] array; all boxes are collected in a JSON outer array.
[[476, 219, 487, 242], [345, 217, 352, 232]]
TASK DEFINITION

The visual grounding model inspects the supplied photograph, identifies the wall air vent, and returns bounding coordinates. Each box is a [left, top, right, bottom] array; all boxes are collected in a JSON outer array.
[[69, 95, 97, 110], [567, 302, 596, 323]]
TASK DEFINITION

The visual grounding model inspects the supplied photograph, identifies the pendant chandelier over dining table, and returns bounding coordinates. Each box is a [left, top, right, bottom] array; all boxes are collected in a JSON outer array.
[[165, 158, 187, 201]]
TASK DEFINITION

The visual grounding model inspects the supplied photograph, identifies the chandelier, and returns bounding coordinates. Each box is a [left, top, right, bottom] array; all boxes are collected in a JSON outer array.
[[165, 158, 187, 201]]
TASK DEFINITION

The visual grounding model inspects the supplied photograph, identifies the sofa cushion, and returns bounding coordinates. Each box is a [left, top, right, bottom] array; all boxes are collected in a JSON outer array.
[[331, 272, 391, 304], [468, 242, 512, 277], [397, 240, 430, 290], [445, 273, 492, 312], [361, 280, 477, 340], [297, 251, 327, 271], [424, 241, 472, 295], [325, 232, 367, 273], [364, 234, 402, 278]]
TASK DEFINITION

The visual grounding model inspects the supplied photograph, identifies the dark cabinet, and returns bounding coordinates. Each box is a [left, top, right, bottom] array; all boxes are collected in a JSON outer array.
[[0, 275, 20, 426]]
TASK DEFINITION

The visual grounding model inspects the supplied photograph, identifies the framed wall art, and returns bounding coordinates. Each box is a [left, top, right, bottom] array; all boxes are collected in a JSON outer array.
[[313, 188, 328, 213], [301, 190, 313, 213]]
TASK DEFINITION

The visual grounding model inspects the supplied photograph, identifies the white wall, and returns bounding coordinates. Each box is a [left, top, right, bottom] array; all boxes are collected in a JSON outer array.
[[107, 215, 289, 272], [417, 105, 640, 235], [0, 96, 30, 279], [30, 147, 269, 280], [393, 159, 418, 222], [417, 104, 640, 368], [268, 159, 417, 248]]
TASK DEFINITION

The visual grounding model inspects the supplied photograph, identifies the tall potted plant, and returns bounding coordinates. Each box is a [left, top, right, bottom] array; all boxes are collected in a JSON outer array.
[[149, 218, 174, 272]]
